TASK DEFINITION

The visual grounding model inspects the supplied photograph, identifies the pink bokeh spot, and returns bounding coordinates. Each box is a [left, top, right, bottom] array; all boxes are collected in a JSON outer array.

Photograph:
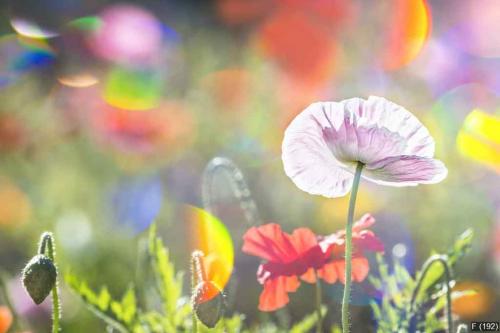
[[89, 4, 163, 65]]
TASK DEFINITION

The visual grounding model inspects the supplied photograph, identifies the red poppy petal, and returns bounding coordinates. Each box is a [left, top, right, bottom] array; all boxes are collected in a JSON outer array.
[[354, 231, 385, 252], [352, 256, 370, 282], [333, 260, 347, 284], [242, 223, 298, 263], [317, 262, 339, 284], [258, 276, 300, 311], [300, 268, 317, 283], [331, 256, 370, 284], [290, 227, 318, 253], [284, 275, 301, 292]]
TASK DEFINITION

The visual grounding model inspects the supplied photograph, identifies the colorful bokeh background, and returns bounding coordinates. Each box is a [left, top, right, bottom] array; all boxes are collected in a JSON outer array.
[[0, 0, 499, 331]]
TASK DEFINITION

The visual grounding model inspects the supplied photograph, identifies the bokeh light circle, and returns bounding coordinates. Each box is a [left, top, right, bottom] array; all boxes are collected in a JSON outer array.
[[10, 18, 58, 39], [452, 281, 494, 318], [103, 67, 163, 111], [255, 9, 336, 83], [456, 0, 500, 58], [184, 205, 234, 290], [380, 0, 430, 70], [109, 174, 164, 233], [456, 109, 500, 172], [0, 177, 31, 227], [89, 4, 163, 66], [0, 34, 55, 87], [91, 100, 195, 156]]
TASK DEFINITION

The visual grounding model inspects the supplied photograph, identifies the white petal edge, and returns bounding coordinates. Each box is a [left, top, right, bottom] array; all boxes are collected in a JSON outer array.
[[362, 155, 448, 187]]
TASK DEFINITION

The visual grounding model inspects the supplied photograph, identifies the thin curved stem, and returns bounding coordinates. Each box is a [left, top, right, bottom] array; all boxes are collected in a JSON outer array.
[[341, 162, 363, 333], [456, 324, 468, 333], [314, 270, 323, 333], [410, 255, 453, 333], [38, 232, 61, 333]]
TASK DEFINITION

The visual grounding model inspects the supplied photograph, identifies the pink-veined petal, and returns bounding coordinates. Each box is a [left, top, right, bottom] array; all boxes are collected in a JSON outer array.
[[282, 103, 354, 198], [363, 155, 448, 186], [361, 96, 435, 158], [282, 96, 444, 196]]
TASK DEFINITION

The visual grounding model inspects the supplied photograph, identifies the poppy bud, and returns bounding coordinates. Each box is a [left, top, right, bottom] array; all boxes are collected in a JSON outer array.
[[193, 280, 224, 328], [22, 254, 57, 305]]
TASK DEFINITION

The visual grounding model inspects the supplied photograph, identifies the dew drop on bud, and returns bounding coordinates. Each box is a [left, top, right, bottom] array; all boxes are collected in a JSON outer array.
[[22, 254, 57, 305]]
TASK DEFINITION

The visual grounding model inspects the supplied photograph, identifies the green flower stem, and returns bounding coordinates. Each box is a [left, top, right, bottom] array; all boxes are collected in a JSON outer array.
[[409, 255, 453, 333], [342, 162, 364, 333], [314, 270, 323, 333], [39, 233, 61, 333]]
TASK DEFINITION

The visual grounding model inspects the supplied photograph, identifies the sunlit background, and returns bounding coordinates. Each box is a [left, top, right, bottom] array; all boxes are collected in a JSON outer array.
[[0, 0, 499, 331]]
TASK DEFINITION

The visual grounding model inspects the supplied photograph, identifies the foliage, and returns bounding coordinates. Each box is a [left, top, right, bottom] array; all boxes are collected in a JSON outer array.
[[369, 229, 474, 333], [66, 224, 326, 332]]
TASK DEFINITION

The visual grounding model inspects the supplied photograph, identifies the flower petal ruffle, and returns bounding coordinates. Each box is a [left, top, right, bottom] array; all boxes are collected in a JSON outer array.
[[242, 223, 299, 263], [363, 155, 448, 186], [259, 276, 300, 312], [282, 96, 446, 197]]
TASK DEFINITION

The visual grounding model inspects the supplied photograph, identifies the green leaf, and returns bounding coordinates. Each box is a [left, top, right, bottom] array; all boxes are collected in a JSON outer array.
[[289, 306, 327, 333], [223, 314, 245, 333], [447, 229, 474, 265], [416, 229, 473, 301], [331, 325, 342, 333], [148, 223, 184, 325], [65, 273, 138, 333]]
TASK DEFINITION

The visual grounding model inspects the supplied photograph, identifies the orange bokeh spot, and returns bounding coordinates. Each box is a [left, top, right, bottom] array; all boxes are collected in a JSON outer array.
[[278, 0, 357, 27], [0, 306, 13, 333], [201, 68, 251, 111], [452, 281, 494, 319], [381, 0, 430, 70], [256, 9, 337, 83], [0, 178, 31, 226], [0, 115, 28, 152], [216, 0, 274, 26]]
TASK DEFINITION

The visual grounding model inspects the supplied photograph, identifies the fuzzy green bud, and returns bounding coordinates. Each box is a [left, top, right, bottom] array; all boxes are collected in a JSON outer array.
[[22, 254, 57, 305]]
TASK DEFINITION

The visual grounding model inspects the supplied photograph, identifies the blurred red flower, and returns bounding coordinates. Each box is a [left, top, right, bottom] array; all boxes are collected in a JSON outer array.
[[242, 214, 383, 311]]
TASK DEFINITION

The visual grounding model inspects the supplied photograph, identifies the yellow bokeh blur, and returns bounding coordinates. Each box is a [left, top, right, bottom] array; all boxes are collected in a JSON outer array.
[[457, 109, 500, 172]]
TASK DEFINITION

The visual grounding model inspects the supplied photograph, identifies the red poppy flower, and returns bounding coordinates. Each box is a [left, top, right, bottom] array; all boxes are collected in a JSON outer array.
[[242, 214, 384, 311]]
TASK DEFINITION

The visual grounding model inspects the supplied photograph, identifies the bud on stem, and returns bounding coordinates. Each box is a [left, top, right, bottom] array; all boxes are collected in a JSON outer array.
[[190, 251, 224, 329], [21, 232, 61, 333]]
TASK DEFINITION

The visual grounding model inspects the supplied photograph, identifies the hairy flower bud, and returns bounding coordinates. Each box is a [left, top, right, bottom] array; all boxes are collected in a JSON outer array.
[[22, 254, 57, 305], [192, 280, 224, 328]]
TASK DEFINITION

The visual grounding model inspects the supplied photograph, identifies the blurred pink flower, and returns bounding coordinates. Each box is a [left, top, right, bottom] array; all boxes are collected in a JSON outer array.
[[282, 96, 447, 198]]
